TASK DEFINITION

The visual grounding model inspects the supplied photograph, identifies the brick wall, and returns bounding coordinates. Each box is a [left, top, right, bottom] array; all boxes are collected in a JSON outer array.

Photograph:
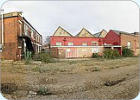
[[2, 17, 19, 60], [50, 36, 103, 46], [51, 47, 104, 58], [120, 34, 140, 55]]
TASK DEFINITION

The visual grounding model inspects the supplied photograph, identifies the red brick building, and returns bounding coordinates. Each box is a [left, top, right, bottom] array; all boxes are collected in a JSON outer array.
[[0, 12, 42, 60], [104, 30, 140, 55], [50, 27, 121, 58]]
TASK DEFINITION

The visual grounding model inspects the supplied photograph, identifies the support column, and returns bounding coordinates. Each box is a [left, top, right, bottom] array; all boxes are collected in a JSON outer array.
[[111, 46, 114, 50]]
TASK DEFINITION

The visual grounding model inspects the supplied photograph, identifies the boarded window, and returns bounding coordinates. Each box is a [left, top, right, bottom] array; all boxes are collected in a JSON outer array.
[[56, 42, 62, 46]]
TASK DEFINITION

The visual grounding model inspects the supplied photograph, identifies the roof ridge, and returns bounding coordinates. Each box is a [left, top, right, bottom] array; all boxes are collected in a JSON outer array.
[[53, 26, 73, 36], [76, 27, 94, 37]]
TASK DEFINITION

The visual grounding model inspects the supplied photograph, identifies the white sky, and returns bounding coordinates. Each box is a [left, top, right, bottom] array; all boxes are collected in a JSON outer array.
[[2, 1, 139, 41]]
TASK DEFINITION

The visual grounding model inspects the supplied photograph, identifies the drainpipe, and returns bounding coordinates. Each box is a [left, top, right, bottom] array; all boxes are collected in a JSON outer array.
[[63, 38, 67, 46]]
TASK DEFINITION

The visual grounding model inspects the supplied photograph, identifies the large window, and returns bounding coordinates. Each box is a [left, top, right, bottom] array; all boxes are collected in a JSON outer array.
[[68, 42, 73, 46], [56, 42, 62, 46]]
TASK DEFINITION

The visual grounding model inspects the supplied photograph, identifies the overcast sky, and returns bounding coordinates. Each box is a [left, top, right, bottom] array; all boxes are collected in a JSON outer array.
[[2, 1, 139, 41]]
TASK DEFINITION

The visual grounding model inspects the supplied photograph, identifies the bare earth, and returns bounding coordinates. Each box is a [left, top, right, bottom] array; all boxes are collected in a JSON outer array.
[[1, 57, 139, 100]]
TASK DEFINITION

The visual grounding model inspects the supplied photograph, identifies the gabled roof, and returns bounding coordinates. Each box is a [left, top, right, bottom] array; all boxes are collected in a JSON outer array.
[[94, 29, 107, 38], [53, 26, 73, 36], [76, 28, 94, 37]]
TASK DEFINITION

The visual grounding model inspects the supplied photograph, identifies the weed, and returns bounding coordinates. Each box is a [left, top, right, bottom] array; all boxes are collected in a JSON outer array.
[[122, 47, 134, 57], [33, 52, 53, 63], [37, 87, 52, 95], [103, 49, 120, 59]]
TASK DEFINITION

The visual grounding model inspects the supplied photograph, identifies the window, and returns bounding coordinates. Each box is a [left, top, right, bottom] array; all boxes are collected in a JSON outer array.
[[31, 30, 34, 39], [18, 20, 22, 35], [24, 24, 28, 35], [92, 41, 98, 46], [82, 42, 87, 46], [127, 42, 131, 49], [68, 42, 73, 46], [92, 47, 99, 53], [56, 42, 62, 46]]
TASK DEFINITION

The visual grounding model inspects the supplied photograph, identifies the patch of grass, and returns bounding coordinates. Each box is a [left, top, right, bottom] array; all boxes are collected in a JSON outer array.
[[1, 72, 26, 94], [33, 52, 54, 63], [122, 47, 134, 57], [32, 65, 71, 73], [25, 60, 31, 65], [69, 61, 77, 65], [32, 66, 41, 72], [37, 86, 52, 95], [103, 49, 120, 59], [92, 53, 102, 58], [39, 77, 57, 84], [85, 66, 101, 72]]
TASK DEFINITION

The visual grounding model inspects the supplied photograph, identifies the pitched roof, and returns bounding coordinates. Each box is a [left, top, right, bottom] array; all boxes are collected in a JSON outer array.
[[76, 28, 94, 37], [94, 29, 107, 38], [112, 30, 140, 36], [112, 30, 130, 35], [131, 32, 140, 35], [93, 32, 100, 37], [53, 26, 73, 36]]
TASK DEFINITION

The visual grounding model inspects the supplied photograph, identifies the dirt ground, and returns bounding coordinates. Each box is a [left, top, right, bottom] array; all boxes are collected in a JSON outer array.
[[1, 57, 139, 100]]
